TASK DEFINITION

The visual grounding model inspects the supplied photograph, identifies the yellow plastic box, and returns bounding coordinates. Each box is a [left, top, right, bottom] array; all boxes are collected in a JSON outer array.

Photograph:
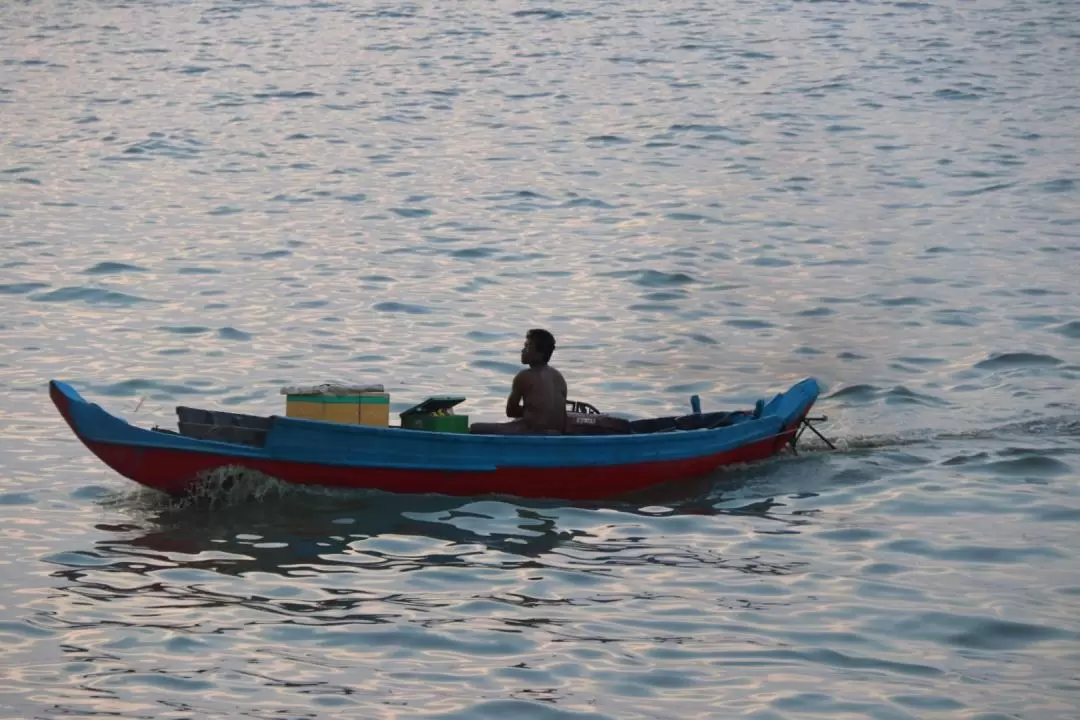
[[282, 384, 390, 427]]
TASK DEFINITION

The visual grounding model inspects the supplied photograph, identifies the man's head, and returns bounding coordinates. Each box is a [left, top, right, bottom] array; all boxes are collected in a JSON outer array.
[[521, 328, 556, 366]]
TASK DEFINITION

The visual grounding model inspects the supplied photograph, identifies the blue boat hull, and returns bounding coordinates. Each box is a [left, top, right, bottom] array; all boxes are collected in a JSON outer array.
[[49, 378, 821, 499]]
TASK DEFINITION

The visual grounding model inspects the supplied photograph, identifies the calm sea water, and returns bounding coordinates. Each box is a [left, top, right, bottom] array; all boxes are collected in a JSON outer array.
[[2, 0, 1079, 717]]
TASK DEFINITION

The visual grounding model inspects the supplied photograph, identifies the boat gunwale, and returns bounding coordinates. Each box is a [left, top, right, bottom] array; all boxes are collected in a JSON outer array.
[[49, 378, 820, 471]]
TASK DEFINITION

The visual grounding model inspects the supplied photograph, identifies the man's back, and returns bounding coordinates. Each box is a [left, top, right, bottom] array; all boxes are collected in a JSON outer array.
[[518, 365, 567, 432]]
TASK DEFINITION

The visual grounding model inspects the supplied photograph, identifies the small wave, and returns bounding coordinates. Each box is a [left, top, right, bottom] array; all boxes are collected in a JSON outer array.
[[1019, 287, 1067, 297], [880, 296, 932, 307], [666, 212, 719, 223], [725, 318, 774, 329], [158, 325, 210, 335], [373, 301, 430, 314], [628, 270, 697, 288], [1052, 321, 1080, 339], [0, 492, 35, 506], [643, 291, 689, 302], [796, 306, 835, 317], [826, 384, 948, 407], [668, 123, 732, 134], [81, 261, 147, 275], [703, 132, 753, 145], [896, 356, 946, 366], [975, 455, 1073, 477], [122, 138, 202, 160], [947, 182, 1016, 197], [391, 207, 433, 218], [218, 327, 253, 341], [585, 135, 632, 145], [974, 353, 1063, 370], [561, 197, 615, 209], [209, 205, 243, 215], [1035, 178, 1075, 193], [242, 249, 292, 260], [450, 247, 497, 259], [0, 282, 49, 295], [29, 286, 154, 305], [511, 8, 568, 19], [252, 90, 320, 99], [498, 251, 550, 262], [934, 88, 983, 101], [946, 617, 1070, 651], [269, 194, 313, 204], [748, 256, 793, 267]]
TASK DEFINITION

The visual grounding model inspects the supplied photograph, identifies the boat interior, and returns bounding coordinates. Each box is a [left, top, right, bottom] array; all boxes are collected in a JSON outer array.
[[152, 401, 752, 449]]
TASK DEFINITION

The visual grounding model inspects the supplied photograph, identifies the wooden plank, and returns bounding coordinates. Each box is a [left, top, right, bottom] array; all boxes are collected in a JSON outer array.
[[177, 421, 267, 447], [176, 406, 273, 431]]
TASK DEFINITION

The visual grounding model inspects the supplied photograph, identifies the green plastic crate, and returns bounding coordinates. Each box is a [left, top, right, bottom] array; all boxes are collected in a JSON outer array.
[[401, 414, 469, 433], [400, 396, 469, 433]]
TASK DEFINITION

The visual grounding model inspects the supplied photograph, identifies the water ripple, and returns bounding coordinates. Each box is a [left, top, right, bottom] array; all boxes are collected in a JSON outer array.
[[1, 0, 1079, 716]]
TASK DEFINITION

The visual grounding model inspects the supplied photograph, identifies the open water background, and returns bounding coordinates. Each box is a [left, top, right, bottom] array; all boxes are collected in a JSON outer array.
[[1, 0, 1079, 717]]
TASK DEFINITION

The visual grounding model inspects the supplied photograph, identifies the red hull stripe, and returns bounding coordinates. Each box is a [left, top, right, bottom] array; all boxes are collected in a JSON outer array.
[[80, 432, 794, 500]]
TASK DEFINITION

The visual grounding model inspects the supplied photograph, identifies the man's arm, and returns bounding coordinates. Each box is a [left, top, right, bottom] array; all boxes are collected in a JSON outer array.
[[506, 371, 526, 418]]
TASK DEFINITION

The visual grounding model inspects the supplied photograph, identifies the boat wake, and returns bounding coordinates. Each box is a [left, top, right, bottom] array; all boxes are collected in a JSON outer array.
[[129, 465, 337, 510], [791, 413, 1080, 454], [180, 465, 298, 508]]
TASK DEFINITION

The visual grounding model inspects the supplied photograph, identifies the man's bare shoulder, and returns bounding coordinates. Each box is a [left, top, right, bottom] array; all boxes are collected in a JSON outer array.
[[546, 366, 568, 393]]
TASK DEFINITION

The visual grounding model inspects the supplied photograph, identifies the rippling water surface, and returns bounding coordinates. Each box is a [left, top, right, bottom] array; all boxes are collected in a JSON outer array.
[[2, 0, 1078, 717]]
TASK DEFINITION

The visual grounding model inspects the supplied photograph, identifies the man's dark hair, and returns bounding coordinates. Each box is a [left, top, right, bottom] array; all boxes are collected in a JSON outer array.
[[527, 328, 556, 363]]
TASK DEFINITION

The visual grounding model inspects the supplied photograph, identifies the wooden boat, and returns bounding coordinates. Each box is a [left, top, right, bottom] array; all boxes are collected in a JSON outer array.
[[48, 378, 822, 500]]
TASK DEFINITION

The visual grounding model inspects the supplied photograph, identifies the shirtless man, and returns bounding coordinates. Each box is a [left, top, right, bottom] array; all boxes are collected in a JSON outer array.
[[470, 329, 567, 435]]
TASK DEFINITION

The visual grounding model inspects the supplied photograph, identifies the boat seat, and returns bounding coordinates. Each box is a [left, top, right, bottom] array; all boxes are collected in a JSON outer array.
[[673, 411, 737, 431], [177, 422, 268, 448], [629, 416, 679, 434], [176, 406, 273, 431]]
